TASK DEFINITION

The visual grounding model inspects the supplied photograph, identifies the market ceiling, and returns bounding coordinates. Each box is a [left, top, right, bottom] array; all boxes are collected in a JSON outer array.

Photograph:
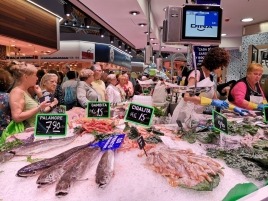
[[63, 0, 268, 53]]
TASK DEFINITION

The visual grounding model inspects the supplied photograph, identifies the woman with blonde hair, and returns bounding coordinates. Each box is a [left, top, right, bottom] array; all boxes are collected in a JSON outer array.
[[116, 74, 130, 101], [9, 62, 50, 127], [77, 68, 99, 108], [106, 74, 122, 103], [39, 73, 59, 113], [228, 63, 268, 110]]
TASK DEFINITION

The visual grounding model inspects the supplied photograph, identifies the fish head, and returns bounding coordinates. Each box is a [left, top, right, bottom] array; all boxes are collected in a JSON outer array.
[[36, 173, 55, 188], [55, 182, 71, 197], [16, 170, 38, 177], [98, 175, 111, 188]]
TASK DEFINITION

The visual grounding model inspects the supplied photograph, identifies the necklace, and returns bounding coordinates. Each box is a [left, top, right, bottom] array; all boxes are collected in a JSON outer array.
[[246, 79, 257, 92]]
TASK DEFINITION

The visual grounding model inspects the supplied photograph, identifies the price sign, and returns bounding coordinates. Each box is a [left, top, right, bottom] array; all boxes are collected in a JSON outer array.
[[91, 134, 125, 151], [137, 136, 146, 150], [87, 102, 110, 118], [212, 110, 228, 134], [34, 114, 67, 137], [124, 103, 154, 127], [264, 106, 268, 123]]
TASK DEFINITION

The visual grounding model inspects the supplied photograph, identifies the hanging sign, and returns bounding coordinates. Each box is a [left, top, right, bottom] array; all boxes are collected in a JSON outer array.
[[212, 110, 228, 134], [34, 114, 67, 137], [193, 46, 218, 67], [87, 102, 110, 118], [124, 103, 154, 127]]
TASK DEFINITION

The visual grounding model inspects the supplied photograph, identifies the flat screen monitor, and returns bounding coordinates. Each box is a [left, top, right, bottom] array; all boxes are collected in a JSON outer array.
[[181, 5, 222, 44]]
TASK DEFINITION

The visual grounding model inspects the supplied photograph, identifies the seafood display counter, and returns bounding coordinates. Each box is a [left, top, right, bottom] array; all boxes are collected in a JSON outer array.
[[0, 107, 267, 201]]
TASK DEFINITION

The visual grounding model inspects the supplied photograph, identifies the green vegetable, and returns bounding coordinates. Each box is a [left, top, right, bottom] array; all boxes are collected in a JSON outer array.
[[26, 156, 43, 164], [123, 122, 130, 132], [144, 136, 162, 144], [186, 174, 220, 191], [182, 130, 196, 144], [128, 126, 139, 140], [0, 139, 23, 152], [153, 107, 165, 117]]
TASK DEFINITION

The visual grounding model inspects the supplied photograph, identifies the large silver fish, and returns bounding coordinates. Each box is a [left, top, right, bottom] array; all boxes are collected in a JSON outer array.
[[55, 147, 100, 197], [16, 143, 90, 177], [95, 150, 115, 188], [36, 146, 97, 188], [9, 135, 77, 156]]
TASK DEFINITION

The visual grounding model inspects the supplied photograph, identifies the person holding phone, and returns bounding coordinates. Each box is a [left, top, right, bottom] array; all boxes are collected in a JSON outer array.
[[9, 62, 50, 127], [39, 73, 59, 113], [228, 63, 268, 110]]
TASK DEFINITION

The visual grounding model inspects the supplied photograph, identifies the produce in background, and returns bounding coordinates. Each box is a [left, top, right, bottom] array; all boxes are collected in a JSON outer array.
[[146, 147, 224, 191], [95, 150, 115, 188]]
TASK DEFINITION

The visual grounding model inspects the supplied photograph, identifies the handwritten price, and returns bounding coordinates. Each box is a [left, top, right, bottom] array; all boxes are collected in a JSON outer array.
[[45, 121, 61, 133]]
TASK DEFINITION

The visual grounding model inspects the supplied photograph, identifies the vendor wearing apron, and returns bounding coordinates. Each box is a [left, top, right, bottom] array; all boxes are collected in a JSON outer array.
[[171, 47, 248, 124], [228, 63, 268, 110]]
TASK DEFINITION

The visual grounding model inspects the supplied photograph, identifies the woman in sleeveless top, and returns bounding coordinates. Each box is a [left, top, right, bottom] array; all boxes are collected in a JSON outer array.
[[8, 62, 50, 127]]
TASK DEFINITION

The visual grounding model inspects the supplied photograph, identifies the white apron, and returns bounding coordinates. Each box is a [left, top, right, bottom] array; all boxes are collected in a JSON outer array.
[[170, 77, 215, 125]]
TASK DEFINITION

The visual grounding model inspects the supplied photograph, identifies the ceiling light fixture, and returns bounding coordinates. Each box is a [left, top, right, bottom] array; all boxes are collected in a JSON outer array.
[[84, 18, 91, 28], [138, 23, 147, 27], [129, 11, 140, 15], [72, 21, 76, 27], [177, 48, 181, 50], [110, 35, 114, 43], [64, 20, 69, 25], [221, 33, 227, 36], [63, 3, 73, 17], [125, 44, 128, 51], [152, 43, 158, 45], [241, 17, 253, 22], [100, 29, 105, 38], [118, 41, 122, 48], [150, 38, 155, 41]]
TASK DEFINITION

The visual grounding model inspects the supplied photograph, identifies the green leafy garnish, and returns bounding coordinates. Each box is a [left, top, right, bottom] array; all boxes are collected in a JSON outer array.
[[26, 156, 43, 164], [0, 139, 23, 152]]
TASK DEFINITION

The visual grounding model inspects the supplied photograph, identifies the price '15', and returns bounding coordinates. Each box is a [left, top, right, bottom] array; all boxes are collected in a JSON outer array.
[[90, 108, 103, 116]]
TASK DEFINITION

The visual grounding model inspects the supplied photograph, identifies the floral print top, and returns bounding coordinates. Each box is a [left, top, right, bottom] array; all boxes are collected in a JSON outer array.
[[0, 92, 11, 137]]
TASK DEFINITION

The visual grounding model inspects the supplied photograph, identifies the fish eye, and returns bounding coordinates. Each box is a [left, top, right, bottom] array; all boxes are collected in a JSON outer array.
[[32, 171, 36, 175], [49, 174, 52, 178]]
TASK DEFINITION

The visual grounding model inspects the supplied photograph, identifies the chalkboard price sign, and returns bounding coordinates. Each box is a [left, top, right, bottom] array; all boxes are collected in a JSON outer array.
[[87, 102, 110, 118], [124, 103, 154, 127], [212, 110, 228, 134], [34, 114, 67, 137], [264, 106, 268, 123]]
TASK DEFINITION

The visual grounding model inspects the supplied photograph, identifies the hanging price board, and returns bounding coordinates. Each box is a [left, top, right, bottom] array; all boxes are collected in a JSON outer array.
[[124, 103, 154, 127], [212, 110, 228, 134], [34, 114, 67, 137], [87, 102, 110, 118]]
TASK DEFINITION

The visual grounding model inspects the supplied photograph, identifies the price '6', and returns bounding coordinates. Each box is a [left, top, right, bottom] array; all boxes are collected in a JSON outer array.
[[46, 121, 61, 133], [90, 108, 103, 116]]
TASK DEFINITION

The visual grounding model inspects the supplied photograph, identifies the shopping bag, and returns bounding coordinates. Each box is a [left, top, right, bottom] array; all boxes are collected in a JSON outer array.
[[0, 120, 25, 144]]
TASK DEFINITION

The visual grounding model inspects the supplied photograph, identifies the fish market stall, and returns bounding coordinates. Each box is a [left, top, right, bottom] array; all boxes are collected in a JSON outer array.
[[0, 107, 267, 201]]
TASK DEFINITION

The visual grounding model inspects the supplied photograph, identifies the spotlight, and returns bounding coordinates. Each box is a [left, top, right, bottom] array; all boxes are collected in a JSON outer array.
[[129, 11, 140, 15], [128, 47, 132, 54], [64, 20, 69, 25], [110, 35, 114, 43], [99, 29, 105, 38], [84, 18, 91, 28], [72, 21, 76, 26], [138, 23, 147, 27], [124, 44, 128, 51], [63, 3, 73, 17], [118, 41, 122, 48]]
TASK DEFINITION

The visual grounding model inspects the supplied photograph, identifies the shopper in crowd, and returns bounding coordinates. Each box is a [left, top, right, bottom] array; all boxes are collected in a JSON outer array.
[[101, 71, 109, 87], [134, 75, 143, 95], [77, 69, 99, 108], [174, 53, 188, 85], [171, 47, 247, 123], [0, 68, 14, 136], [39, 73, 59, 113], [61, 64, 70, 84], [61, 71, 79, 110], [47, 69, 64, 105], [9, 62, 50, 127], [228, 63, 268, 110], [106, 74, 122, 103], [123, 73, 134, 97], [36, 69, 45, 85], [116, 74, 129, 101], [91, 64, 106, 101]]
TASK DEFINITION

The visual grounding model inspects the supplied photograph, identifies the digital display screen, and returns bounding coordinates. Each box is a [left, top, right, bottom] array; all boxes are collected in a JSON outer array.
[[181, 5, 222, 43]]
